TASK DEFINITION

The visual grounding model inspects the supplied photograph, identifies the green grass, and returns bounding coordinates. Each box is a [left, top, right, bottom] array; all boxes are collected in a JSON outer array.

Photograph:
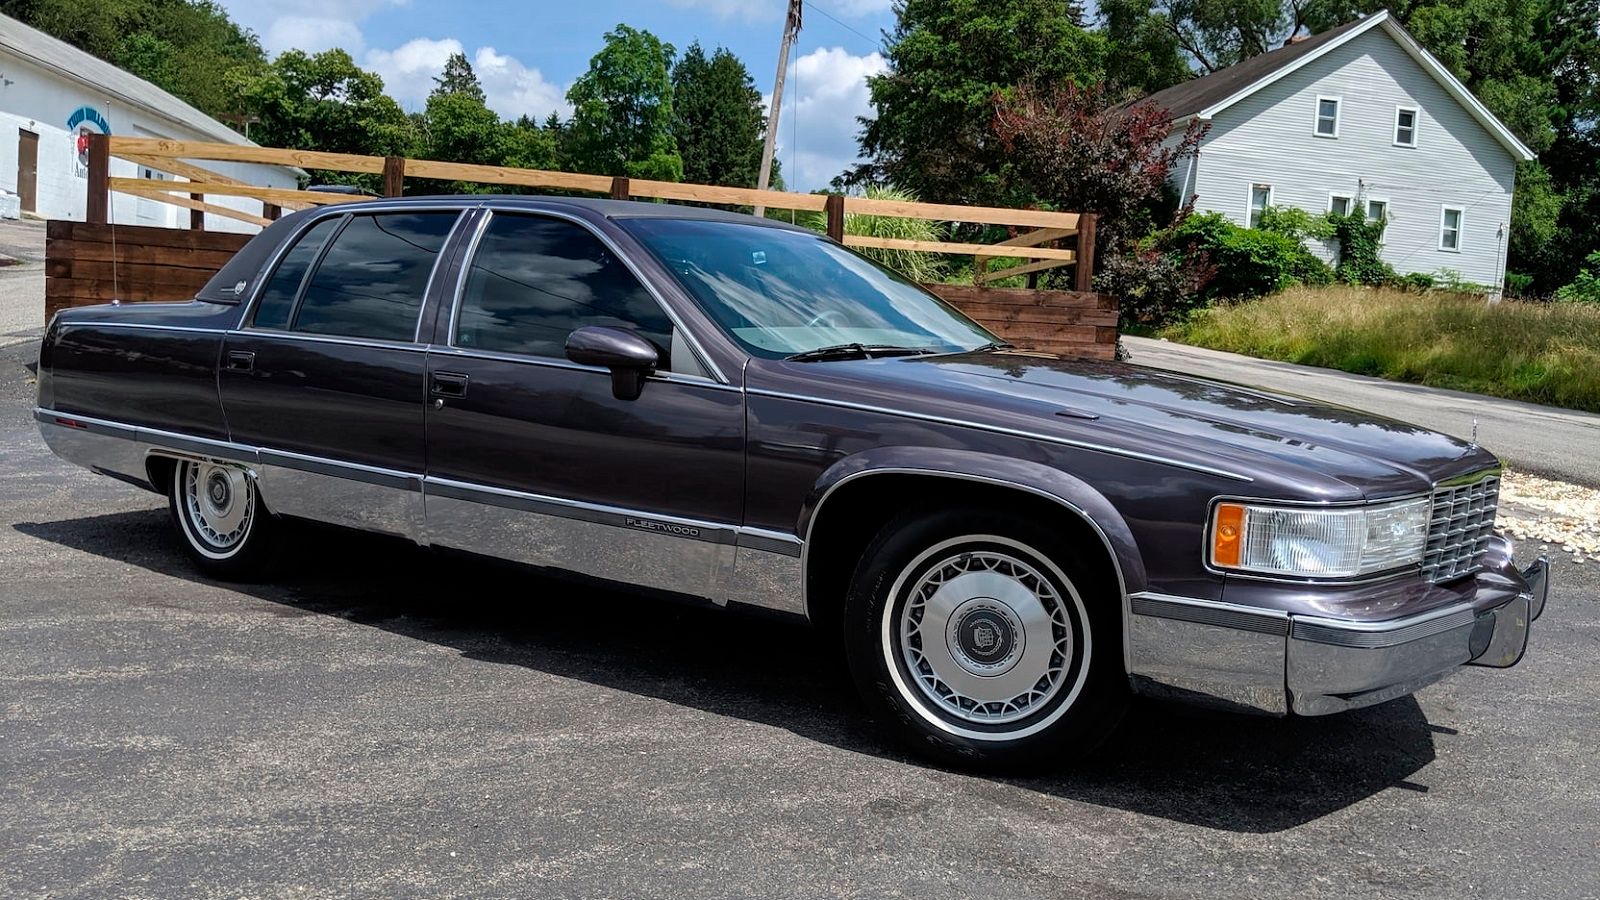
[[1162, 286, 1600, 413]]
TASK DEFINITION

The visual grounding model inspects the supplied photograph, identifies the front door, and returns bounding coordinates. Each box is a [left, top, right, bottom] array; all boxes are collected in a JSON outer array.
[[220, 209, 464, 539], [16, 130, 37, 212], [422, 210, 746, 600]]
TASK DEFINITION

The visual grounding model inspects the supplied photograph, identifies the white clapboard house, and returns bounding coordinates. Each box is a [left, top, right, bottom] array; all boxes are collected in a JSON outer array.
[[0, 12, 298, 230], [1143, 9, 1535, 288]]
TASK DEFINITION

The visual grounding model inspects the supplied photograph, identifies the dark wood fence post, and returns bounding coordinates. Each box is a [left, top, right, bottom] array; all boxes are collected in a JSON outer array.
[[609, 176, 630, 200], [189, 194, 204, 230], [263, 203, 281, 221], [382, 156, 406, 197], [86, 133, 109, 224], [825, 193, 845, 241], [1074, 213, 1098, 293]]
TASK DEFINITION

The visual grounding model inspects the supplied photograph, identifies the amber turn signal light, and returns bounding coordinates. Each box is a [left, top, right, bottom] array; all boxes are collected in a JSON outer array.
[[1212, 503, 1245, 567]]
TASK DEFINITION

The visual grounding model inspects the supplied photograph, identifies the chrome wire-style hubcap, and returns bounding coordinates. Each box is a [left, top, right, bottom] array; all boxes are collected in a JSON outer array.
[[898, 549, 1073, 725], [183, 461, 253, 551]]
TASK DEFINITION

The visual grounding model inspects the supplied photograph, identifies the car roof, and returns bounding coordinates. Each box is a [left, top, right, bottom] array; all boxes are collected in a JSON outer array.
[[320, 193, 819, 232]]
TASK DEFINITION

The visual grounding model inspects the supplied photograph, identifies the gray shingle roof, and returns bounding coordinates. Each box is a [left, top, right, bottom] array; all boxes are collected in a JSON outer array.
[[1136, 15, 1377, 121]]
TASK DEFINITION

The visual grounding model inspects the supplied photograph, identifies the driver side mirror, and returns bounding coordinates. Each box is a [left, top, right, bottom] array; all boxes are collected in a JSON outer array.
[[565, 326, 659, 401]]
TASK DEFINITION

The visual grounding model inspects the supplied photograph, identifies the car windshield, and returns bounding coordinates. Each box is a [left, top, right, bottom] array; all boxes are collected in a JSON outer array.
[[619, 217, 997, 359]]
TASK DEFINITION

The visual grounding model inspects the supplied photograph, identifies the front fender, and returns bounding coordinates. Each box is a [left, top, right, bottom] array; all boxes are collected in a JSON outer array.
[[799, 446, 1149, 598]]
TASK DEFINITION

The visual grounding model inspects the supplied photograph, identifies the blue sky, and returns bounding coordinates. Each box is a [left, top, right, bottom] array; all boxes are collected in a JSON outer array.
[[216, 0, 901, 190]]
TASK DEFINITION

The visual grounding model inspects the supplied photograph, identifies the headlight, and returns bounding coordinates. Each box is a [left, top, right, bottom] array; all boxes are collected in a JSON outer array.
[[1209, 498, 1430, 578]]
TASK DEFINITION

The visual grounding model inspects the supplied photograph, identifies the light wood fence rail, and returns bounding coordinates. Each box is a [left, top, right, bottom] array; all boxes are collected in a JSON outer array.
[[52, 134, 1116, 358]]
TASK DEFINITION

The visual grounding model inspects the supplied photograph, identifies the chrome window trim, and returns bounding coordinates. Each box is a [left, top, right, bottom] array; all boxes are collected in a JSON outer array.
[[424, 343, 742, 392], [747, 387, 1255, 483], [458, 205, 729, 384], [224, 328, 431, 354], [802, 467, 1133, 665], [50, 322, 227, 335]]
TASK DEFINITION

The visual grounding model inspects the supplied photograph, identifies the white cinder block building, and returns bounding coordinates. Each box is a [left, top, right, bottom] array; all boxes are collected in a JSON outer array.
[[0, 13, 298, 232], [1144, 10, 1536, 288]]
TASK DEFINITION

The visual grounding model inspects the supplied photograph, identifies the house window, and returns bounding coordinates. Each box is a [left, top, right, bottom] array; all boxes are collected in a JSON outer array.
[[1395, 107, 1418, 146], [1440, 207, 1463, 251], [1367, 199, 1388, 222], [1315, 96, 1340, 137], [1249, 184, 1273, 228], [1329, 194, 1354, 216]]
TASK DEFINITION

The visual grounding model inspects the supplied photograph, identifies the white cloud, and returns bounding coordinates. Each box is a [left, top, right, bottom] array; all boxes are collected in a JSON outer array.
[[262, 16, 367, 56], [472, 46, 569, 122], [769, 46, 886, 190], [364, 38, 568, 121], [218, 0, 405, 55]]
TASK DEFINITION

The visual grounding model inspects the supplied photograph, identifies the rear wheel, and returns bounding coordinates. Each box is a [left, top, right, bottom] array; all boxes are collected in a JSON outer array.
[[843, 507, 1125, 770], [167, 458, 279, 579]]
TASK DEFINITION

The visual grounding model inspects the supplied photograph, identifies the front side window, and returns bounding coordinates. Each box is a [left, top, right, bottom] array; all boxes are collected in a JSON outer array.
[[293, 212, 459, 341], [251, 217, 340, 330], [1440, 207, 1463, 251], [454, 213, 674, 364], [1315, 97, 1340, 137], [1329, 194, 1353, 217], [1367, 199, 1388, 222], [619, 217, 995, 359], [1249, 184, 1273, 228], [1395, 107, 1418, 146]]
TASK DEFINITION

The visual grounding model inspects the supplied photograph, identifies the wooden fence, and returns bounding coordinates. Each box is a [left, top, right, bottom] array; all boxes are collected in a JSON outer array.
[[48, 135, 1118, 358]]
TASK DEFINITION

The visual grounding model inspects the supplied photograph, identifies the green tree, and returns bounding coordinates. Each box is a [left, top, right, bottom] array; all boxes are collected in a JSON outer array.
[[227, 48, 417, 186], [670, 42, 765, 187], [854, 0, 1107, 206], [566, 24, 683, 181], [434, 51, 486, 104], [3, 0, 268, 119], [1100, 0, 1192, 93]]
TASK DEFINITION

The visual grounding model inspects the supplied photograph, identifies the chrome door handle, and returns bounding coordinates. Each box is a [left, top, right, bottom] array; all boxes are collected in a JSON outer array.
[[226, 350, 255, 372], [430, 371, 469, 398]]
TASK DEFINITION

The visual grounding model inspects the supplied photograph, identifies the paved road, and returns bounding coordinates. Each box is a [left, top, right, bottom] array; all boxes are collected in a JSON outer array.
[[2, 338, 1597, 899], [0, 218, 45, 350], [1124, 336, 1600, 488]]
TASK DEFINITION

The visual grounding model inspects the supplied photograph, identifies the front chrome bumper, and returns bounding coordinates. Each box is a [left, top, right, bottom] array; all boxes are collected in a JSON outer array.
[[1127, 550, 1550, 716]]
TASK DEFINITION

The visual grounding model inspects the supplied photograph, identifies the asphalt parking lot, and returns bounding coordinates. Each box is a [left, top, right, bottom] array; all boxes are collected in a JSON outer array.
[[3, 336, 1598, 899]]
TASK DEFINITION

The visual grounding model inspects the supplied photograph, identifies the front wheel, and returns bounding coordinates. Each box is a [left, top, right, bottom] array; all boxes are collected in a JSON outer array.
[[168, 458, 279, 579], [843, 507, 1125, 770]]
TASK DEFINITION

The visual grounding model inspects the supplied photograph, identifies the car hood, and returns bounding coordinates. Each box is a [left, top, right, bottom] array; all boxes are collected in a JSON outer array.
[[778, 350, 1499, 498]]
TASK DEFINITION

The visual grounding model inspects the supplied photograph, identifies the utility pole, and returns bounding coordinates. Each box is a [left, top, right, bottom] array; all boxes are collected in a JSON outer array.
[[754, 0, 802, 217]]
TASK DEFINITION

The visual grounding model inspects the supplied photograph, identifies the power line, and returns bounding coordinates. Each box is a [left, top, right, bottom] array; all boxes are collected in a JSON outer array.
[[803, 0, 879, 49]]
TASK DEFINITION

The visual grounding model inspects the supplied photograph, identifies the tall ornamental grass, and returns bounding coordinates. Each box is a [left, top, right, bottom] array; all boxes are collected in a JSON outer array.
[[1163, 286, 1600, 413], [810, 185, 947, 282]]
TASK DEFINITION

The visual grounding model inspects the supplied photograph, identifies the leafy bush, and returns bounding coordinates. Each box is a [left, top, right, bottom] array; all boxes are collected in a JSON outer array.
[[1430, 268, 1491, 296], [1164, 285, 1600, 412], [1554, 251, 1600, 303], [1397, 272, 1436, 292], [1166, 212, 1333, 300], [1094, 246, 1216, 328], [1257, 205, 1335, 242], [1505, 271, 1535, 297]]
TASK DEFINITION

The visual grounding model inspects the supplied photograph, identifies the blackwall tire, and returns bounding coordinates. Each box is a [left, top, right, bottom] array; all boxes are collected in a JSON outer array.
[[843, 507, 1126, 770], [167, 458, 280, 580]]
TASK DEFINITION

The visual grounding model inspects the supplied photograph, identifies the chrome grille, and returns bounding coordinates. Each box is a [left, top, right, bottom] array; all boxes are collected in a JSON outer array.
[[1422, 474, 1500, 583]]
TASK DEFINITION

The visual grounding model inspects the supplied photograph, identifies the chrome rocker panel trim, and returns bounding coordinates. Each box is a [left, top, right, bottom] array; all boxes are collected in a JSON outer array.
[[1128, 554, 1547, 717], [35, 409, 804, 615]]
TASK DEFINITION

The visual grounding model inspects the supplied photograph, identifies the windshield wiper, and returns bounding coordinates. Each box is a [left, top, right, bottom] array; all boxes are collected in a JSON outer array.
[[970, 341, 1015, 352], [785, 343, 935, 362]]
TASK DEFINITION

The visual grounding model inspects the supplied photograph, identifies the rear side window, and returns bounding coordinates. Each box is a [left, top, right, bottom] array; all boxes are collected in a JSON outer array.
[[292, 212, 459, 341], [454, 213, 672, 363], [251, 217, 340, 330]]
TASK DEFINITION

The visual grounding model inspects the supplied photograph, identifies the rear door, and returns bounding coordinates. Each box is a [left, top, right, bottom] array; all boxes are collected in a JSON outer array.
[[421, 209, 747, 600], [220, 208, 464, 539]]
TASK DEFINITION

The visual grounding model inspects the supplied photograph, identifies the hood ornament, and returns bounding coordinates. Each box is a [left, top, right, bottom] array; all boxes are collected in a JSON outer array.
[[1469, 417, 1479, 449]]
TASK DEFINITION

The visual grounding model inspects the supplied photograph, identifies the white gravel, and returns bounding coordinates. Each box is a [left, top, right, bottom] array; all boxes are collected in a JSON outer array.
[[1499, 471, 1600, 564]]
